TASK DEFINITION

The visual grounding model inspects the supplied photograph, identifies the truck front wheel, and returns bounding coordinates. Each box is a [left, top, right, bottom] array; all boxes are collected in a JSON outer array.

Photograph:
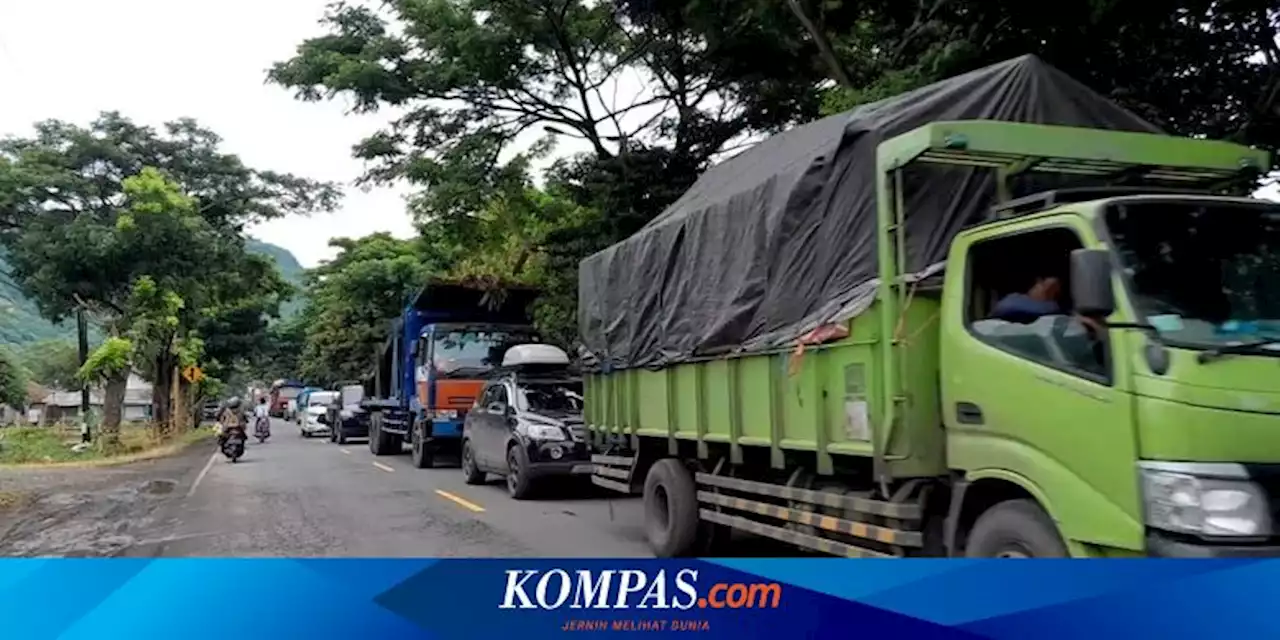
[[369, 412, 398, 456], [410, 422, 434, 468], [965, 499, 1068, 558], [643, 459, 700, 557]]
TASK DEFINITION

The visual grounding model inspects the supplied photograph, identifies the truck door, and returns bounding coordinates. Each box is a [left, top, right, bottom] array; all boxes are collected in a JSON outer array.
[[942, 216, 1143, 551], [414, 335, 431, 415]]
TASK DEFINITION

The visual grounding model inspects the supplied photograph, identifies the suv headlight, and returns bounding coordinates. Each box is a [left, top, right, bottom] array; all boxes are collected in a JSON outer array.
[[525, 423, 565, 441], [1140, 462, 1272, 537]]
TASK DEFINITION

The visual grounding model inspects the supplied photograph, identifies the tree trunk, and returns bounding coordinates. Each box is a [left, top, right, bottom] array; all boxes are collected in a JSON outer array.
[[152, 353, 175, 431], [173, 376, 191, 433], [99, 374, 127, 451]]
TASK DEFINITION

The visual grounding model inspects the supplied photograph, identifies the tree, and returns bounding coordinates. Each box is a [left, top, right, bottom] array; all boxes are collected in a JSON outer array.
[[270, 1, 836, 345], [297, 233, 432, 385], [0, 113, 338, 427], [77, 337, 132, 446], [0, 346, 26, 410], [783, 0, 1280, 168]]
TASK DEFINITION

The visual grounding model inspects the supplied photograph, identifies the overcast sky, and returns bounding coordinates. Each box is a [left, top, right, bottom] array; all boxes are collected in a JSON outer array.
[[0, 0, 416, 267], [1, 1, 1276, 268]]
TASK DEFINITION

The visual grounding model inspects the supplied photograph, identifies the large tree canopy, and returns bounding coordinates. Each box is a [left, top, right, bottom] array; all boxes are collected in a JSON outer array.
[[0, 113, 337, 429], [296, 233, 433, 385], [781, 0, 1280, 165], [270, 0, 829, 231]]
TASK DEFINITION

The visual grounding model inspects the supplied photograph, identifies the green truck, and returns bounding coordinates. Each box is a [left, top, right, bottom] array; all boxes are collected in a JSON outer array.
[[581, 56, 1280, 558]]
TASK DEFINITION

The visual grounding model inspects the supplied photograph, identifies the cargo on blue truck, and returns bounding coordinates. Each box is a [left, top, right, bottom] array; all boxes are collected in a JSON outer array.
[[362, 280, 541, 468]]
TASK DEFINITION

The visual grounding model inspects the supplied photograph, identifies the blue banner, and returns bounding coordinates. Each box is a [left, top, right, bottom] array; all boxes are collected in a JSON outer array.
[[2, 558, 1277, 639]]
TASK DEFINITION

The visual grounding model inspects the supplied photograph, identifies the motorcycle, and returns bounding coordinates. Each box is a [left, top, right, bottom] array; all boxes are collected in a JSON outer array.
[[222, 425, 247, 462], [254, 416, 271, 443]]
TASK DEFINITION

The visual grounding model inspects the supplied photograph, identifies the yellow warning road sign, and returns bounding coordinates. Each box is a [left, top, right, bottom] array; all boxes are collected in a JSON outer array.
[[183, 365, 204, 383]]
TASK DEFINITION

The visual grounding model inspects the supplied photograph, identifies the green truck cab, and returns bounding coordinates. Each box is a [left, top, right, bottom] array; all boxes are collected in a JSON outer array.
[[588, 119, 1279, 559]]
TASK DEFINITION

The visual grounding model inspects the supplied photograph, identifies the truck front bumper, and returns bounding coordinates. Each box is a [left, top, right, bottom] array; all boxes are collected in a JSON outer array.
[[1147, 532, 1280, 558]]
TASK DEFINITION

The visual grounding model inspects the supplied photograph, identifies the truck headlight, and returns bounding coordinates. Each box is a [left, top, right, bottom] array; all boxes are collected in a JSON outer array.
[[1140, 463, 1271, 537], [525, 423, 565, 442]]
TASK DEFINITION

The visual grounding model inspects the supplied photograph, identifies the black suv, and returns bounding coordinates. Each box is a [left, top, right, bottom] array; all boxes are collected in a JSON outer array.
[[461, 366, 587, 499]]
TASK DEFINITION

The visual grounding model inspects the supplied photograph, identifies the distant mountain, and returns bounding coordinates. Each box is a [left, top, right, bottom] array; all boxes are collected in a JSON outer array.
[[246, 238, 307, 319], [0, 240, 306, 346], [0, 248, 84, 345]]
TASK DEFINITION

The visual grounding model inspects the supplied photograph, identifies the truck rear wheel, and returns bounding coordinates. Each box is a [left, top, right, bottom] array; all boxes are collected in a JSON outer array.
[[643, 459, 700, 557], [965, 499, 1068, 558]]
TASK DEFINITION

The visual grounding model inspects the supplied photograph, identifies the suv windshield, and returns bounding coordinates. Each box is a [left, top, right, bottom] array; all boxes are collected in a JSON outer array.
[[432, 329, 539, 375], [1106, 200, 1280, 350], [516, 381, 584, 414]]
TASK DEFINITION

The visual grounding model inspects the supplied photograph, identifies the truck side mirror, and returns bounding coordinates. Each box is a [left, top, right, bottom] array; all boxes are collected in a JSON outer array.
[[1070, 249, 1115, 318]]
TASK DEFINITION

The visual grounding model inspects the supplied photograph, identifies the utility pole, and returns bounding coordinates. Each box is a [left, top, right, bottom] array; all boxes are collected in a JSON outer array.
[[77, 307, 91, 443]]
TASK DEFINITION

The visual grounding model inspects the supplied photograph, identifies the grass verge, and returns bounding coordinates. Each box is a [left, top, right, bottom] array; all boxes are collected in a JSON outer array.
[[0, 423, 215, 468]]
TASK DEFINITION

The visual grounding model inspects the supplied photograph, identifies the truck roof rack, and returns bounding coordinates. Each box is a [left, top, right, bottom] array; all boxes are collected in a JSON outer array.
[[990, 187, 1210, 218], [878, 121, 1270, 190]]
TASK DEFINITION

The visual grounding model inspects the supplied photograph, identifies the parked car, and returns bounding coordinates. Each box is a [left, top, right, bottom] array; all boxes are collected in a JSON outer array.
[[298, 390, 338, 438], [292, 387, 323, 428], [326, 383, 369, 445], [461, 344, 588, 499]]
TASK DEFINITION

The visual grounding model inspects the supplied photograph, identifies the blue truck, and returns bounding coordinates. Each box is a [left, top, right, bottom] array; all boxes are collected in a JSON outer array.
[[362, 281, 541, 468]]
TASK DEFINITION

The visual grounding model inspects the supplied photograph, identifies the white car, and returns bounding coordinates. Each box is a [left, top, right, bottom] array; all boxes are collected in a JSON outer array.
[[299, 391, 338, 438]]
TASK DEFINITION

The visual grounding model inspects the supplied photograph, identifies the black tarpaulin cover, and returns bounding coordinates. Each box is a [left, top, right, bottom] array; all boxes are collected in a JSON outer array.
[[577, 55, 1160, 370]]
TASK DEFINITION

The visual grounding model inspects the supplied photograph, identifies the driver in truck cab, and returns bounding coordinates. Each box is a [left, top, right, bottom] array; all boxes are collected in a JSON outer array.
[[991, 271, 1063, 323]]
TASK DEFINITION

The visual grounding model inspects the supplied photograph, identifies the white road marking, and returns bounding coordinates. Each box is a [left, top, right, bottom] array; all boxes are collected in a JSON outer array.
[[186, 451, 220, 498], [435, 489, 485, 513], [372, 461, 396, 473], [339, 448, 351, 455]]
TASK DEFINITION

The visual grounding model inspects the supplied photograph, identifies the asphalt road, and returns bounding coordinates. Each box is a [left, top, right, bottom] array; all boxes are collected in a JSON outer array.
[[2, 418, 791, 557], [141, 418, 654, 557]]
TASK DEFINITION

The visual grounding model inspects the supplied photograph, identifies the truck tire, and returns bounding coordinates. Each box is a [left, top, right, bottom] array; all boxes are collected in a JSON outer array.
[[965, 499, 1068, 558], [369, 412, 397, 456], [643, 459, 700, 557], [410, 422, 434, 469]]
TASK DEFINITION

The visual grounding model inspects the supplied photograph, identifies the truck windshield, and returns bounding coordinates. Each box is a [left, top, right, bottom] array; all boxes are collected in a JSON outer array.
[[278, 387, 301, 400], [1106, 201, 1280, 350], [432, 329, 539, 375], [516, 381, 584, 413]]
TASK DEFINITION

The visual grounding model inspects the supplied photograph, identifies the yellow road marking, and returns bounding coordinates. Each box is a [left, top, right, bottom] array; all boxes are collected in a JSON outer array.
[[372, 462, 396, 473], [339, 448, 351, 455], [435, 489, 485, 513]]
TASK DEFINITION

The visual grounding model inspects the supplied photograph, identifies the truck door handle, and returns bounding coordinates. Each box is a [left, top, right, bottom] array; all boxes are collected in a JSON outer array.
[[955, 402, 984, 425]]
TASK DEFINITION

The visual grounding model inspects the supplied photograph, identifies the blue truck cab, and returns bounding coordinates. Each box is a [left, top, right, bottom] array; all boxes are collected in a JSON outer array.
[[363, 282, 539, 468]]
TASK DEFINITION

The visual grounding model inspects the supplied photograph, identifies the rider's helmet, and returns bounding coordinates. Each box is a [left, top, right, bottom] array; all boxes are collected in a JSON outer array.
[[226, 396, 242, 410]]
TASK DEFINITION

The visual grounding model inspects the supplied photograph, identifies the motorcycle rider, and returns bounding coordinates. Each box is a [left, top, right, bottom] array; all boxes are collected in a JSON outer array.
[[217, 397, 246, 449], [253, 396, 271, 436]]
